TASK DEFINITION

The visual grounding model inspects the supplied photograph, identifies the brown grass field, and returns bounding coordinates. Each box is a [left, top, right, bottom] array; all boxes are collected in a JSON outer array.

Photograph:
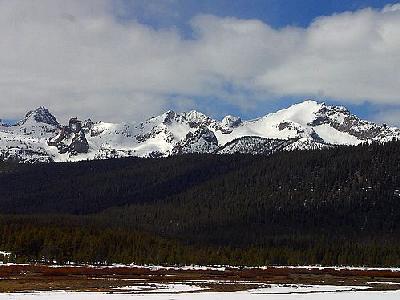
[[1, 264, 400, 293]]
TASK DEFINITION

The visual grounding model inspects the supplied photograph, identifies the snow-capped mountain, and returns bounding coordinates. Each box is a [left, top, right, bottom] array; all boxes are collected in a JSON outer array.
[[1, 100, 399, 162]]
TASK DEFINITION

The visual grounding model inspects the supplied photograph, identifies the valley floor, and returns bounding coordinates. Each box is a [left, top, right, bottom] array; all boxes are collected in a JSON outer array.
[[1, 264, 400, 298]]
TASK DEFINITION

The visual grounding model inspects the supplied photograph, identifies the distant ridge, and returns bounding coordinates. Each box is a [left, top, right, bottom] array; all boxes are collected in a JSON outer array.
[[1, 100, 399, 162]]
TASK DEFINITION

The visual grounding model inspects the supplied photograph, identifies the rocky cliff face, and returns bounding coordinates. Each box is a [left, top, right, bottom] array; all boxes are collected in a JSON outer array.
[[1, 100, 399, 163], [172, 127, 219, 155], [48, 118, 89, 156]]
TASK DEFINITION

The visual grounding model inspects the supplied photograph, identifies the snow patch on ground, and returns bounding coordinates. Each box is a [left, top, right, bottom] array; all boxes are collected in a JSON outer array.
[[1, 287, 399, 299]]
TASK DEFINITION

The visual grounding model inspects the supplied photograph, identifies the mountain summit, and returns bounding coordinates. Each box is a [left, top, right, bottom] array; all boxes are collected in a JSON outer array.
[[1, 100, 399, 162], [16, 106, 60, 127]]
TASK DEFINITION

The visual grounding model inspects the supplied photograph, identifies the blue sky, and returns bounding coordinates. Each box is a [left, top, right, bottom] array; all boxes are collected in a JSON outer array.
[[112, 0, 399, 123], [1, 0, 400, 125], [118, 0, 396, 30]]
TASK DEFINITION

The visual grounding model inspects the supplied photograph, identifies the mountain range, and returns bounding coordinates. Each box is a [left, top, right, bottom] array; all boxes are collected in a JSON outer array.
[[1, 100, 399, 163]]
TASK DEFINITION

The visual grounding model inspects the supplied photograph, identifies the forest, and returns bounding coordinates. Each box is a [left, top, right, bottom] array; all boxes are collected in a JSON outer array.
[[0, 141, 400, 267]]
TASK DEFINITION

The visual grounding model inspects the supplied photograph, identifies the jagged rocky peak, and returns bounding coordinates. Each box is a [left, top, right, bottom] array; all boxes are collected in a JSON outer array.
[[146, 110, 180, 126], [82, 119, 94, 130], [308, 102, 351, 126], [182, 110, 212, 126], [17, 106, 59, 127], [277, 100, 359, 128], [47, 116, 90, 155], [305, 101, 400, 141], [68, 117, 83, 133], [147, 109, 214, 128], [65, 117, 90, 154], [161, 110, 177, 125], [221, 115, 241, 128]]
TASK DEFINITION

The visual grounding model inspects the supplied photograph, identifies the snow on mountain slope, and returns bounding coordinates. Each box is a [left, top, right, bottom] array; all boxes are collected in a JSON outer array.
[[215, 101, 353, 146], [1, 100, 399, 162], [0, 107, 60, 162]]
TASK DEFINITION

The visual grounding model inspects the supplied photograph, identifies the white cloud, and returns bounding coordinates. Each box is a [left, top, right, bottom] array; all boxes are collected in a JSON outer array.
[[256, 6, 400, 104], [0, 0, 400, 123]]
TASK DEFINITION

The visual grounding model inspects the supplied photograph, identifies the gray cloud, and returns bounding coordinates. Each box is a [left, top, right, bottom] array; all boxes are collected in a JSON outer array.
[[0, 1, 400, 123], [373, 108, 400, 127]]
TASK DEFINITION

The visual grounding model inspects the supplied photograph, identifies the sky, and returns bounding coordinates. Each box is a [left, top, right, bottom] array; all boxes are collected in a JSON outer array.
[[1, 0, 400, 125]]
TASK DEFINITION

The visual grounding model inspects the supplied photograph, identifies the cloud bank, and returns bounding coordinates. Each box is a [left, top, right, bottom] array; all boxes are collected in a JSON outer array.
[[1, 0, 399, 122]]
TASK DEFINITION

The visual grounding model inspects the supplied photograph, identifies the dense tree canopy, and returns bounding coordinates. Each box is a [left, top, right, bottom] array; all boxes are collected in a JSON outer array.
[[0, 141, 399, 266]]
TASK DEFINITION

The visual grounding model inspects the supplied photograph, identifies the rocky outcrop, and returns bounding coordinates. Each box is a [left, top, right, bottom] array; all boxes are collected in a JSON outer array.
[[69, 131, 89, 155], [221, 115, 241, 128], [308, 105, 400, 141], [173, 127, 218, 154], [47, 117, 89, 155]]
